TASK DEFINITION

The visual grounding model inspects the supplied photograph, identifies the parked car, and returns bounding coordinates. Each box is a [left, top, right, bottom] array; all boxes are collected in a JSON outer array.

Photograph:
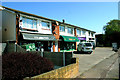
[[77, 42, 93, 53], [89, 41, 96, 50]]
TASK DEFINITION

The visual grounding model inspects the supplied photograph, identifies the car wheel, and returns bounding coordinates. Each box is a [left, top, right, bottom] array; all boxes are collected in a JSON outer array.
[[114, 50, 118, 52], [88, 52, 92, 54], [81, 49, 83, 52], [81, 48, 84, 52]]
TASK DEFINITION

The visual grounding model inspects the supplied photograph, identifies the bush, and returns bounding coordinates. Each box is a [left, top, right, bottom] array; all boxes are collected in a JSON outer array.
[[2, 52, 54, 80]]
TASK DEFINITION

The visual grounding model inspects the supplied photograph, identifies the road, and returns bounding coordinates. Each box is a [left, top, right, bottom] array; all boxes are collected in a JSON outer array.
[[73, 47, 119, 79]]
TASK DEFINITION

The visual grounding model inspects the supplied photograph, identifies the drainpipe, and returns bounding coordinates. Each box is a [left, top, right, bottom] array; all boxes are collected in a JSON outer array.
[[74, 28, 77, 50]]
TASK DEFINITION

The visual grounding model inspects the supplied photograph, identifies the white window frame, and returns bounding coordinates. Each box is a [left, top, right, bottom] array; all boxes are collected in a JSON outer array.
[[67, 27, 73, 34], [22, 17, 37, 29], [91, 33, 94, 37], [39, 19, 51, 29], [82, 30, 86, 35], [88, 32, 91, 36], [77, 29, 81, 36], [59, 25, 65, 32], [20, 15, 38, 30]]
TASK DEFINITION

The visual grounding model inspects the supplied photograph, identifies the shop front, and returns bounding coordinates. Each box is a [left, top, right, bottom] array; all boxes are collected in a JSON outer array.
[[59, 35, 79, 52], [77, 37, 86, 42], [18, 32, 56, 52]]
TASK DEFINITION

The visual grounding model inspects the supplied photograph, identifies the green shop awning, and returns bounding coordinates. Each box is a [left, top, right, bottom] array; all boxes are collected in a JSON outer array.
[[60, 35, 79, 42], [22, 33, 56, 41]]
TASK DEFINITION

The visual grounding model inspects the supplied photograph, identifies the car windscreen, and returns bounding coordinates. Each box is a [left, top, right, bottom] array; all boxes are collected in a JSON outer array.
[[85, 43, 92, 46]]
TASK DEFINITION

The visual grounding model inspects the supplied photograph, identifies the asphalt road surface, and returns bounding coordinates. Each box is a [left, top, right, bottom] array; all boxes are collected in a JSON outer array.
[[73, 47, 119, 79]]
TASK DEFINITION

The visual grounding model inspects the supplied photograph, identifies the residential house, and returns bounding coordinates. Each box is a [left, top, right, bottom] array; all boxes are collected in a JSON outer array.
[[2, 6, 96, 53]]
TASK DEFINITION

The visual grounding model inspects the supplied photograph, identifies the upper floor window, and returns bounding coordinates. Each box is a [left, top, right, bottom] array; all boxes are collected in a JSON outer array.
[[82, 30, 86, 35], [59, 25, 65, 32], [22, 17, 37, 29], [91, 33, 94, 37], [89, 32, 91, 36], [67, 27, 73, 34], [77, 29, 81, 36], [41, 21, 50, 29]]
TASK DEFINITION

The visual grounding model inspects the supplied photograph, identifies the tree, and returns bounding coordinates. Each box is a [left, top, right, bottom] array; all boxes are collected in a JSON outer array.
[[103, 19, 120, 47]]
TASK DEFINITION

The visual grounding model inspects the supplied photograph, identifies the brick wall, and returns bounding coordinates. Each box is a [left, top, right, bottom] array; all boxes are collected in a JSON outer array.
[[24, 58, 79, 79]]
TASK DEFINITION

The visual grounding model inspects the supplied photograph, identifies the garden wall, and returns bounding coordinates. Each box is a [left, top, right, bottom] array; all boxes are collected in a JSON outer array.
[[16, 51, 73, 67], [43, 51, 73, 66], [24, 58, 79, 79]]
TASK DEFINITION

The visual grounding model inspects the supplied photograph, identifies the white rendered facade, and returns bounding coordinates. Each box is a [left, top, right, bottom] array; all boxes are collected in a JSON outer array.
[[2, 6, 96, 52]]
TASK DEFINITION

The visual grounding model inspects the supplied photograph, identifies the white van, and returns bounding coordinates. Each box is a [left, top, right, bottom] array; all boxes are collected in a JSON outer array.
[[77, 42, 93, 53]]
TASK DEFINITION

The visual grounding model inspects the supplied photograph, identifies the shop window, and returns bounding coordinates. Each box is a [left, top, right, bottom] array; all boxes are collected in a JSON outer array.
[[67, 27, 73, 34], [82, 30, 86, 35], [22, 17, 37, 29], [41, 21, 50, 29], [64, 42, 75, 50], [77, 29, 81, 36], [59, 25, 65, 32]]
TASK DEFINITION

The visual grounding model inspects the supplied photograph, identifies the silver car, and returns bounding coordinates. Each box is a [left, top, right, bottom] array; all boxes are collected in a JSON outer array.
[[77, 42, 93, 53]]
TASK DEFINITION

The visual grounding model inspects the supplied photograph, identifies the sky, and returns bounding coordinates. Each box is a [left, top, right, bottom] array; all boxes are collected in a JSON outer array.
[[1, 0, 120, 2], [2, 2, 118, 34]]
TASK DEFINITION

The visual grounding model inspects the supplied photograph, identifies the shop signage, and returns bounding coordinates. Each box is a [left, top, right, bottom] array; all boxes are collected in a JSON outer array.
[[69, 38, 75, 41], [60, 35, 79, 42], [78, 37, 86, 40], [22, 33, 56, 41], [34, 36, 49, 40]]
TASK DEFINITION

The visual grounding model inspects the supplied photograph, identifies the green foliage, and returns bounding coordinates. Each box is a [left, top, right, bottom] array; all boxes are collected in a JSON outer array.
[[96, 34, 105, 44], [103, 19, 120, 46], [2, 53, 54, 80], [103, 20, 120, 35]]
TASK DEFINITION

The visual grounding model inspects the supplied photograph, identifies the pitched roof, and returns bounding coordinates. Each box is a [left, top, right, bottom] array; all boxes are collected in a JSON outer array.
[[2, 6, 96, 33]]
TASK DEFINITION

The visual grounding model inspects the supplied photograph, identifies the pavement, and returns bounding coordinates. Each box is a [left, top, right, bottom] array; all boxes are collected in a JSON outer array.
[[73, 47, 119, 79], [105, 58, 119, 78]]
